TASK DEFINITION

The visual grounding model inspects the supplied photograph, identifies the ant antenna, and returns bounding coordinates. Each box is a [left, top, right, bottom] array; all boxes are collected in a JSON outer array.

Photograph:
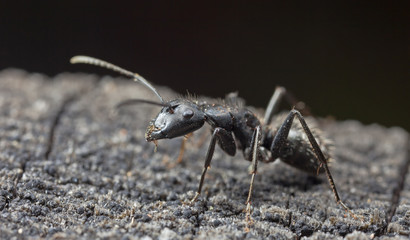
[[70, 55, 164, 103], [115, 99, 169, 109]]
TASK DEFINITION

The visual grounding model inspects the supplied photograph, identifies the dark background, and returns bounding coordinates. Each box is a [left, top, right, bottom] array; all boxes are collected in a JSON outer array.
[[1, 1, 409, 130]]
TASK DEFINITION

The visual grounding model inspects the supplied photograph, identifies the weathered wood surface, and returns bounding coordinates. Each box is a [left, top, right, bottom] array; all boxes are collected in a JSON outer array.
[[0, 69, 409, 239]]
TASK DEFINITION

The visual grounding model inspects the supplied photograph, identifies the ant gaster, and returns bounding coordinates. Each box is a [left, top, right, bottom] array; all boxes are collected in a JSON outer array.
[[70, 56, 354, 220]]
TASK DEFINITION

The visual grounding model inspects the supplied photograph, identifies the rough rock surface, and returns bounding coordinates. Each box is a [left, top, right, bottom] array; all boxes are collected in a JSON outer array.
[[0, 69, 409, 239]]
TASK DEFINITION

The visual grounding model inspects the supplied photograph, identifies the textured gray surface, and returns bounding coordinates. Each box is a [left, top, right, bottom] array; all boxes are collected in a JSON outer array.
[[0, 69, 409, 239]]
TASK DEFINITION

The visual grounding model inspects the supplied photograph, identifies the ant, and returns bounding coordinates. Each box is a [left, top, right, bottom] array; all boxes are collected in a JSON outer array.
[[70, 55, 354, 222]]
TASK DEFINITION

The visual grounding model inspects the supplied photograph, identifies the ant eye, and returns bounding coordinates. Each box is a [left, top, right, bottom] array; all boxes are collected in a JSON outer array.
[[183, 109, 194, 119]]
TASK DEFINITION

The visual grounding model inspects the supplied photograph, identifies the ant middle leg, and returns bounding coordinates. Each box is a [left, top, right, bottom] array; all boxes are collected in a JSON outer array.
[[264, 86, 286, 124], [264, 86, 311, 125], [269, 109, 353, 216]]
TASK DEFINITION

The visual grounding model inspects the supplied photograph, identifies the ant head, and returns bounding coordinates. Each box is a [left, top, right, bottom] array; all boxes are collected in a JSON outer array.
[[70, 56, 206, 141], [146, 99, 205, 141]]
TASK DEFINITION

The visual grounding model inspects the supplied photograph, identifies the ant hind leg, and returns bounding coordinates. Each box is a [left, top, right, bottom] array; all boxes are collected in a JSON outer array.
[[269, 109, 356, 218]]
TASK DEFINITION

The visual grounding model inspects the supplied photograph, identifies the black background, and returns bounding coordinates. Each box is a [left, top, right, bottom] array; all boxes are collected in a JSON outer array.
[[1, 1, 409, 130]]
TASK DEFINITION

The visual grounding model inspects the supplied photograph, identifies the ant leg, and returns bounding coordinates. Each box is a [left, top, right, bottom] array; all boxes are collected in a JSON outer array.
[[177, 133, 192, 164], [264, 86, 286, 125], [270, 109, 353, 216], [166, 133, 192, 168], [245, 125, 262, 223], [264, 86, 311, 125], [191, 127, 235, 203]]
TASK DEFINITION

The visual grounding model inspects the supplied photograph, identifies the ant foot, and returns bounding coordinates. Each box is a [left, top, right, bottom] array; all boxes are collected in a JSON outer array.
[[338, 201, 364, 222], [245, 202, 254, 227], [190, 192, 200, 205]]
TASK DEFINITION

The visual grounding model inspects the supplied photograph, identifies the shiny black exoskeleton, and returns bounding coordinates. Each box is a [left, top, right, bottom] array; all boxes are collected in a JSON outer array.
[[70, 55, 354, 221], [144, 93, 335, 206]]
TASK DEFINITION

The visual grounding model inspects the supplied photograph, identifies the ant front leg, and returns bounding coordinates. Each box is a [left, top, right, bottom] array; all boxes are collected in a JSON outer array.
[[270, 109, 354, 216], [165, 133, 192, 168], [245, 125, 262, 223], [177, 133, 192, 163], [190, 127, 235, 203]]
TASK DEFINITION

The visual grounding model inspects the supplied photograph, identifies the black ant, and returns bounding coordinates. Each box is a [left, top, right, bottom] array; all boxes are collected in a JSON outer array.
[[70, 56, 355, 221]]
